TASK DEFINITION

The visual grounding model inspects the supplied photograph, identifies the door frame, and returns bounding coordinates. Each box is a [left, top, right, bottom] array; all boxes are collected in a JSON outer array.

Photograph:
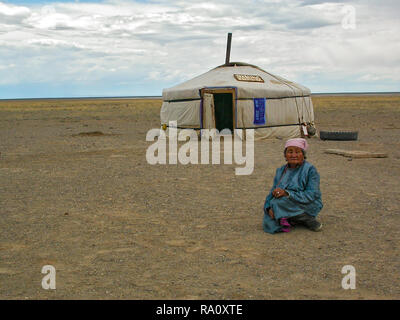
[[200, 87, 236, 132]]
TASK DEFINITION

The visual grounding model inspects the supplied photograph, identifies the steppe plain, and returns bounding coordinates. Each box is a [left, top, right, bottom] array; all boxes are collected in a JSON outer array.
[[0, 95, 399, 299]]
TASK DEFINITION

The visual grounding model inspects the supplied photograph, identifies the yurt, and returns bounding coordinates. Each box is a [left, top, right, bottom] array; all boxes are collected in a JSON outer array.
[[160, 36, 316, 140]]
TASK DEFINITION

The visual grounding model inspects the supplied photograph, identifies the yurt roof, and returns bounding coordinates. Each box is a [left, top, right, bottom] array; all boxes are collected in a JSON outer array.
[[162, 62, 311, 101]]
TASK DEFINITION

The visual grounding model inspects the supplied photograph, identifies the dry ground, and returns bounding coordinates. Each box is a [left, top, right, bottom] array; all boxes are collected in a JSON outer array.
[[0, 95, 399, 299]]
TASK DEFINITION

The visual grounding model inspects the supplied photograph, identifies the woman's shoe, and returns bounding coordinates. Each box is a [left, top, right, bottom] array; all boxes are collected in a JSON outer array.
[[288, 213, 322, 232], [279, 218, 291, 232], [309, 221, 323, 232]]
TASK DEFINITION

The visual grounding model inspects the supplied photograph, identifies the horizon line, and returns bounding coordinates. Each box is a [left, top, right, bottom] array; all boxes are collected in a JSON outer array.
[[1, 91, 400, 101]]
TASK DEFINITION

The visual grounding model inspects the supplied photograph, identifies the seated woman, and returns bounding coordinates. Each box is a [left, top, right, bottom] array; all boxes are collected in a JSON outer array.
[[263, 138, 323, 234]]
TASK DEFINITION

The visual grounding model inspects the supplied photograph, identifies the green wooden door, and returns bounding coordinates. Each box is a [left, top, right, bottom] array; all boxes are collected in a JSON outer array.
[[213, 93, 233, 132]]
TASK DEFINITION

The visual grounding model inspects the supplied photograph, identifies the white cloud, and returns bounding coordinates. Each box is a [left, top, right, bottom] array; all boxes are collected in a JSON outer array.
[[0, 2, 30, 26], [0, 2, 30, 17], [0, 0, 399, 97]]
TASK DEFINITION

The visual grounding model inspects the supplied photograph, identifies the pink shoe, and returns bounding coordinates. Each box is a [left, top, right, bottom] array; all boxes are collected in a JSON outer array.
[[280, 218, 291, 233]]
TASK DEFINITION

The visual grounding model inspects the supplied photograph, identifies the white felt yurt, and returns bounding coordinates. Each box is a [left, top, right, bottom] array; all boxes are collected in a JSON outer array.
[[160, 36, 316, 140]]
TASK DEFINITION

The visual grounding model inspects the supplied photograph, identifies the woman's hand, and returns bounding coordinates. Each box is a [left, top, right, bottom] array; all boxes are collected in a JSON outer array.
[[268, 208, 275, 219], [272, 188, 288, 198]]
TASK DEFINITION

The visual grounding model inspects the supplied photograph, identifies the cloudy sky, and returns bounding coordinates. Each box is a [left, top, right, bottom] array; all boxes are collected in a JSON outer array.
[[0, 0, 399, 98]]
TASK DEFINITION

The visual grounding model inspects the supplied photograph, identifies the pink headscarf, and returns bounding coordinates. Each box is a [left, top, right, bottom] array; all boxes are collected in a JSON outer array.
[[284, 138, 309, 151]]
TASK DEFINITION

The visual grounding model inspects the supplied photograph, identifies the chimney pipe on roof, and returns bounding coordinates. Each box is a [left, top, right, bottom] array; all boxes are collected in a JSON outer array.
[[225, 33, 232, 65]]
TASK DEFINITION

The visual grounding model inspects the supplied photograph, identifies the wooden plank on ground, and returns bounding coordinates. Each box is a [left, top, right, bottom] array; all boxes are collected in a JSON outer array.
[[325, 149, 388, 158]]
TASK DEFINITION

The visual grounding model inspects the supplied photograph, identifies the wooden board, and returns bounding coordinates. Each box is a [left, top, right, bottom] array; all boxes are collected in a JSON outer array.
[[325, 149, 388, 158]]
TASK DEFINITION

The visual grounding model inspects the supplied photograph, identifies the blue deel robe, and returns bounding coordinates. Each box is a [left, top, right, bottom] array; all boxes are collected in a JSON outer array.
[[263, 161, 323, 234]]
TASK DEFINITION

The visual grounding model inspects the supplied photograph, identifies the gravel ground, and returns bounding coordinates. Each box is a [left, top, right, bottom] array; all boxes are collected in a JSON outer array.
[[0, 96, 399, 299]]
